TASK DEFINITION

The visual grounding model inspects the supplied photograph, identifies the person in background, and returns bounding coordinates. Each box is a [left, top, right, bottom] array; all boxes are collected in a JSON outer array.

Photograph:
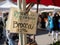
[[0, 17, 4, 40], [59, 14, 60, 30], [44, 12, 48, 30], [57, 11, 60, 30], [3, 12, 9, 45], [41, 13, 46, 29], [6, 30, 10, 45], [37, 14, 41, 29], [44, 17, 48, 30], [48, 12, 54, 36], [53, 13, 59, 42], [3, 12, 8, 27]]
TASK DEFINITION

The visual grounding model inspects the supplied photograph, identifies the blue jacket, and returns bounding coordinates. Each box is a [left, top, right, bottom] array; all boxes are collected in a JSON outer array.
[[58, 19, 60, 28], [48, 16, 54, 29]]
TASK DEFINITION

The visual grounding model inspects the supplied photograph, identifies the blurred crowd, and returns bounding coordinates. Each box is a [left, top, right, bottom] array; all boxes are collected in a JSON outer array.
[[0, 12, 19, 45], [38, 11, 60, 42]]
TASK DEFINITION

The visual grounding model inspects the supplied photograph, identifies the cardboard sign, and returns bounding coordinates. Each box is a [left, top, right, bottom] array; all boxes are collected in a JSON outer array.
[[19, 11, 38, 34], [6, 7, 38, 34], [6, 7, 20, 33]]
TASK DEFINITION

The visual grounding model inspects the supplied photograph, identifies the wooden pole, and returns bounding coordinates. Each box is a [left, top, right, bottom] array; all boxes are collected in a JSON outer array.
[[36, 0, 40, 13], [37, 3, 39, 13]]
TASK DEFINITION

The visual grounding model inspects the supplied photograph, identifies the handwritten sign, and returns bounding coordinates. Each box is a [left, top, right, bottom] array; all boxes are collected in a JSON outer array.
[[19, 11, 38, 34], [6, 7, 38, 34], [6, 7, 20, 33]]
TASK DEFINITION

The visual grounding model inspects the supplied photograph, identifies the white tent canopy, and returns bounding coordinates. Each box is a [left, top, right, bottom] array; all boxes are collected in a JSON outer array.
[[30, 4, 60, 11], [48, 5, 60, 9], [0, 0, 18, 8], [0, 0, 18, 11], [30, 4, 48, 12], [31, 4, 47, 10]]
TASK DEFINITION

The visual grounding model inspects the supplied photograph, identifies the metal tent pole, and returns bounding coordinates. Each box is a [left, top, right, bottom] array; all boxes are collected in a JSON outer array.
[[17, 0, 27, 45], [17, 0, 23, 45], [22, 0, 27, 45]]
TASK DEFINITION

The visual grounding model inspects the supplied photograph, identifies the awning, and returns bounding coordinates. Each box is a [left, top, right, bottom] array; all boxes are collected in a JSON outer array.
[[12, 0, 60, 7]]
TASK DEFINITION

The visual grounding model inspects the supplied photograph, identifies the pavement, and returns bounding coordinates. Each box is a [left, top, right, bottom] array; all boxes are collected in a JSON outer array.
[[35, 29, 60, 45]]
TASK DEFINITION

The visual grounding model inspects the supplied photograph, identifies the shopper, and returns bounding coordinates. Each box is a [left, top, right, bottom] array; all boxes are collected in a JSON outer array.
[[57, 11, 60, 30], [37, 15, 41, 29], [0, 17, 4, 40], [59, 15, 60, 30], [41, 13, 45, 29], [48, 12, 54, 36], [52, 13, 59, 41], [44, 17, 48, 30]]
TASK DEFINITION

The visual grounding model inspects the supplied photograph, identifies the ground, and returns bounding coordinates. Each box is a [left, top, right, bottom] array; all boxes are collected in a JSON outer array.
[[35, 29, 60, 45]]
